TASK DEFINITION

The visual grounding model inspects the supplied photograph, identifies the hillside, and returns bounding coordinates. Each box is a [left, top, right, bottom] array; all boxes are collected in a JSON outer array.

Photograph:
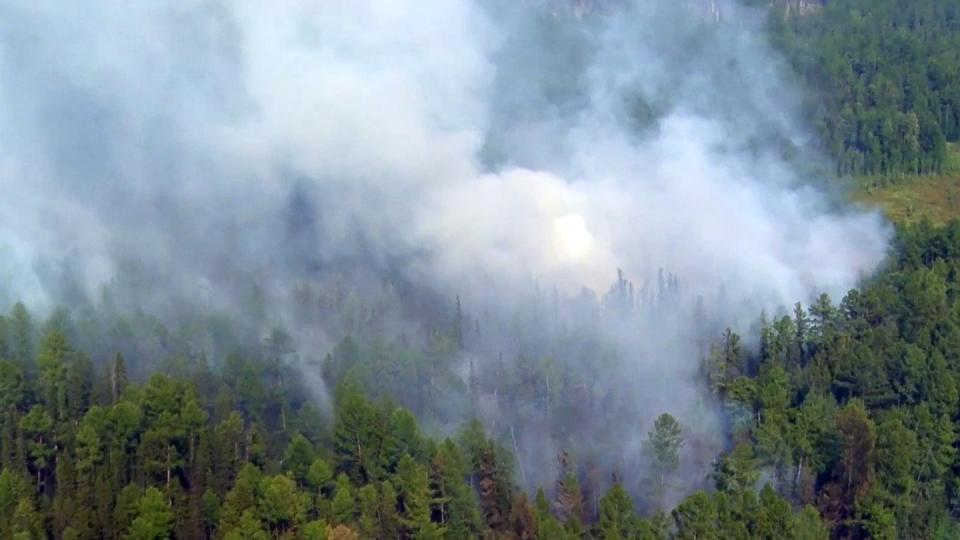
[[769, 0, 960, 176]]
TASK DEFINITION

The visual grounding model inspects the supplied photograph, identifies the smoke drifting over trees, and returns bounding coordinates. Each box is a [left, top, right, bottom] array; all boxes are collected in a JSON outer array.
[[0, 0, 888, 504]]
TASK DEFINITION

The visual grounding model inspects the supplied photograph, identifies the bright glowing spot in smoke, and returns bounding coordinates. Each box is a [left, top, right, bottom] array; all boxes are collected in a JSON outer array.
[[553, 213, 594, 261]]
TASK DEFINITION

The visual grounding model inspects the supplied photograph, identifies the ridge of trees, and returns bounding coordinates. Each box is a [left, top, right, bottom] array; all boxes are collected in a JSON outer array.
[[768, 0, 960, 177], [0, 306, 816, 539], [12, 218, 960, 538]]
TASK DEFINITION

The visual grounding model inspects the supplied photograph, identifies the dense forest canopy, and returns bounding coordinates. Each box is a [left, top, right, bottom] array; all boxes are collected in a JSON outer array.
[[5, 0, 960, 539], [768, 0, 960, 177], [8, 220, 960, 538]]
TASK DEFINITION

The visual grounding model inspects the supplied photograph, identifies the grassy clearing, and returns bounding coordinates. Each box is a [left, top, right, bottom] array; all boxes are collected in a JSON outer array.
[[857, 175, 960, 225], [853, 144, 960, 225]]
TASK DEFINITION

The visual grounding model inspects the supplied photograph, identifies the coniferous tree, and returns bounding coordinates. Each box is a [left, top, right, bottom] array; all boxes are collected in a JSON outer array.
[[9, 302, 33, 371], [112, 353, 129, 404], [282, 433, 315, 486], [554, 451, 584, 527], [127, 487, 175, 540], [330, 473, 355, 527], [598, 483, 638, 540], [379, 479, 400, 540], [644, 414, 683, 508]]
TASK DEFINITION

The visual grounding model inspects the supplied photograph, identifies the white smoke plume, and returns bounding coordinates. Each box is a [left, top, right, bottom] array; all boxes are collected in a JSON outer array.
[[0, 0, 889, 501]]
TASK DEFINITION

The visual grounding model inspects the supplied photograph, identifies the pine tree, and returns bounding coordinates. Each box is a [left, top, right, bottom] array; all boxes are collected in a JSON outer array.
[[201, 489, 220, 539], [794, 303, 809, 367], [126, 487, 174, 540], [331, 474, 354, 526], [257, 474, 307, 536], [0, 470, 29, 533], [357, 484, 379, 538], [379, 480, 400, 540], [598, 483, 637, 540], [0, 360, 26, 413], [36, 328, 71, 420], [220, 464, 262, 532], [307, 457, 333, 495], [672, 491, 717, 540], [429, 439, 480, 537], [66, 354, 94, 421], [222, 509, 267, 540], [11, 496, 43, 540], [53, 449, 79, 533], [554, 451, 583, 527], [384, 408, 422, 472], [396, 454, 433, 536], [9, 302, 33, 371], [19, 406, 54, 489], [475, 440, 511, 532], [214, 412, 245, 495], [111, 353, 129, 404], [332, 382, 385, 483], [114, 484, 142, 539], [713, 443, 759, 494], [282, 433, 315, 485], [644, 413, 683, 508], [509, 492, 537, 540]]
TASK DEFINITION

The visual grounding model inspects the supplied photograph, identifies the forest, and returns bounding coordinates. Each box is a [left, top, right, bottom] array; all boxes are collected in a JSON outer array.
[[768, 0, 960, 177], [0, 295, 826, 539], [8, 222, 960, 539], [5, 0, 960, 539]]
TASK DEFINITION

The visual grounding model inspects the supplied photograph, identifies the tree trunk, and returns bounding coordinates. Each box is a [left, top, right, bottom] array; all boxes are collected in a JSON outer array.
[[510, 424, 527, 488]]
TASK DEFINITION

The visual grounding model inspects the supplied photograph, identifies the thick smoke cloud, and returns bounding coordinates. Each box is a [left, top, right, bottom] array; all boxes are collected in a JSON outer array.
[[0, 0, 889, 501]]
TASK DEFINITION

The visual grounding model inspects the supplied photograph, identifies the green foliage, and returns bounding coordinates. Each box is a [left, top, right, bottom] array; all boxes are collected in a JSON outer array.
[[257, 474, 307, 535], [356, 484, 378, 538], [11, 496, 43, 540], [8, 303, 33, 369], [14, 215, 960, 538], [330, 474, 354, 526], [126, 487, 174, 540], [222, 509, 267, 540], [282, 433, 315, 485], [18, 406, 53, 485], [644, 413, 683, 505], [332, 380, 386, 483], [598, 483, 639, 540], [0, 292, 835, 540], [396, 454, 433, 536], [771, 0, 960, 176], [306, 457, 333, 493], [379, 479, 400, 540], [710, 218, 960, 536], [713, 443, 760, 494]]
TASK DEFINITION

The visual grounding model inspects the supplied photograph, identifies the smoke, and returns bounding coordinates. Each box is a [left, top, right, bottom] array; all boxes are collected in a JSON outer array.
[[0, 0, 888, 502]]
